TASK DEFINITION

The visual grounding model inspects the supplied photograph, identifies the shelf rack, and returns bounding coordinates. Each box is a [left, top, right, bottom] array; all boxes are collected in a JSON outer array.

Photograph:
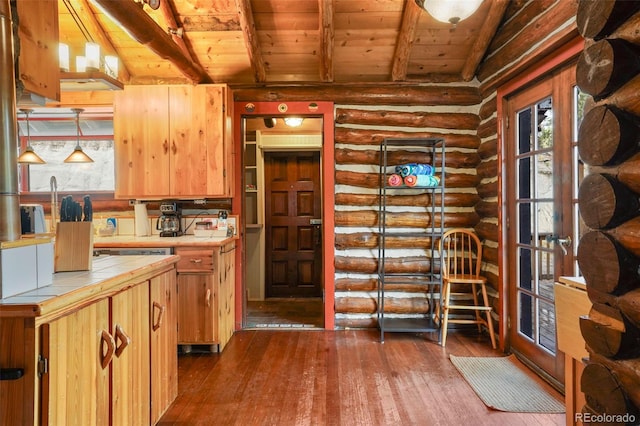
[[377, 137, 445, 342]]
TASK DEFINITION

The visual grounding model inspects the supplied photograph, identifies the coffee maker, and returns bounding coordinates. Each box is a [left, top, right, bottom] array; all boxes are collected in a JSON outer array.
[[156, 201, 183, 237]]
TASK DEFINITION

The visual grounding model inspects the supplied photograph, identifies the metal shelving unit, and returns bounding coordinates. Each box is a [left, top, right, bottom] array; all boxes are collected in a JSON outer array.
[[377, 137, 445, 342]]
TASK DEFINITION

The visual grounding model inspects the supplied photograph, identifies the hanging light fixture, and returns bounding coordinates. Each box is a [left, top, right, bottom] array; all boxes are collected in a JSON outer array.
[[415, 0, 484, 26], [17, 108, 46, 164], [64, 108, 94, 163]]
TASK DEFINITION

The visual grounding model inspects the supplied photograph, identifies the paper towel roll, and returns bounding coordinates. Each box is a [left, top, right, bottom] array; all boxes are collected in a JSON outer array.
[[134, 203, 151, 236]]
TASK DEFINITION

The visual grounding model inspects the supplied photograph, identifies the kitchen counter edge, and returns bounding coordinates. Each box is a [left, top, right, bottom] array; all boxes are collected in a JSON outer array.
[[93, 234, 238, 248], [0, 255, 180, 320]]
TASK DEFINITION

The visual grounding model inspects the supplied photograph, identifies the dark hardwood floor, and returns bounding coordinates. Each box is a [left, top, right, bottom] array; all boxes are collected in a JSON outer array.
[[159, 328, 564, 425]]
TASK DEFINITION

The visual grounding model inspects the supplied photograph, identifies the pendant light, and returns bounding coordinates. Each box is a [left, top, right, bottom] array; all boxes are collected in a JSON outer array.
[[17, 108, 46, 164], [64, 108, 94, 163]]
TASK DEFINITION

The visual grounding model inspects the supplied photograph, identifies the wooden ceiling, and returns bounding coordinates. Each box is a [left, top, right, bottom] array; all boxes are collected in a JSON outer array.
[[57, 0, 510, 86]]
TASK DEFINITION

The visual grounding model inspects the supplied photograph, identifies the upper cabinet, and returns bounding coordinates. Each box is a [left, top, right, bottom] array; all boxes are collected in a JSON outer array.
[[114, 84, 234, 200], [15, 0, 60, 101]]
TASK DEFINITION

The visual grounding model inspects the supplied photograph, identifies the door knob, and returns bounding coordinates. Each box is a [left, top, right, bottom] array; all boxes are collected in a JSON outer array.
[[545, 235, 572, 255]]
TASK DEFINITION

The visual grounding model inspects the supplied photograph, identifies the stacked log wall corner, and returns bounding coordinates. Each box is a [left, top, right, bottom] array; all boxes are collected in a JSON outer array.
[[575, 0, 640, 419]]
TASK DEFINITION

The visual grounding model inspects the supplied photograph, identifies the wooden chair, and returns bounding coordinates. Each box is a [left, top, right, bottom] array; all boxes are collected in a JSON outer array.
[[437, 228, 496, 348]]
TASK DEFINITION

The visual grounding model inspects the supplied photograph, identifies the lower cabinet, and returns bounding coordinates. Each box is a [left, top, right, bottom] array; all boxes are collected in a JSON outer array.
[[150, 271, 178, 424], [43, 282, 151, 425], [176, 242, 235, 351], [7, 266, 179, 425]]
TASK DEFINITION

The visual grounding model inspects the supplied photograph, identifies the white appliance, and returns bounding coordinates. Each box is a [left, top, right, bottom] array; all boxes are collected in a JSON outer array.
[[20, 204, 46, 234]]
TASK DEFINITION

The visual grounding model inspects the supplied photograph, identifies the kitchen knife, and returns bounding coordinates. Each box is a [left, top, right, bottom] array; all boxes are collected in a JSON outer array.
[[65, 196, 74, 222], [83, 195, 92, 222], [60, 196, 68, 221], [74, 201, 82, 221]]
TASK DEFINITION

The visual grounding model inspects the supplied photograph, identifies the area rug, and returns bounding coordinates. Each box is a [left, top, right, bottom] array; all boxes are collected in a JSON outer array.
[[449, 354, 565, 413]]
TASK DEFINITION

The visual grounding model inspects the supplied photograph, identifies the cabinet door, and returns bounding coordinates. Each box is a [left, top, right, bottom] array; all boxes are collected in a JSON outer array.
[[150, 271, 178, 424], [43, 299, 110, 426], [218, 243, 236, 351], [177, 273, 218, 344], [114, 85, 171, 199], [111, 282, 150, 425], [170, 85, 229, 197]]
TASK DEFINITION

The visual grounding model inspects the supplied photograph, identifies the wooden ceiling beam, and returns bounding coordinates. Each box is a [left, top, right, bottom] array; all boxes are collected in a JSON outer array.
[[319, 0, 334, 82], [461, 0, 509, 81], [90, 0, 211, 83], [66, 0, 132, 82], [235, 0, 266, 83], [157, 0, 194, 63], [391, 0, 422, 82]]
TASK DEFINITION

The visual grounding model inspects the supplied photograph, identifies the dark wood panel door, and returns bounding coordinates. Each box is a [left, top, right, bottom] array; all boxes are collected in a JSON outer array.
[[265, 151, 322, 298]]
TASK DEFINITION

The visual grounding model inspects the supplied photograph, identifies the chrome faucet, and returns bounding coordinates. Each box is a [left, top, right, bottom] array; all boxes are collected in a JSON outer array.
[[50, 176, 57, 233]]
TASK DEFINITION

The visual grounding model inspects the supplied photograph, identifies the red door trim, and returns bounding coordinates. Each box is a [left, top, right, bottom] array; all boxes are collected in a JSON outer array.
[[495, 36, 583, 349], [232, 101, 335, 330]]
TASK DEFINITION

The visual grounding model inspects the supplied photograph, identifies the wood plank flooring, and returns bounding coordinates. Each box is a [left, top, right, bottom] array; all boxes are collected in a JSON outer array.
[[159, 329, 564, 425], [245, 298, 324, 328]]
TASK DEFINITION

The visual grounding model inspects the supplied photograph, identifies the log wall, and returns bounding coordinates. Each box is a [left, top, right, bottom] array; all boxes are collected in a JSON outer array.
[[475, 0, 579, 330], [332, 101, 482, 329], [574, 0, 640, 419]]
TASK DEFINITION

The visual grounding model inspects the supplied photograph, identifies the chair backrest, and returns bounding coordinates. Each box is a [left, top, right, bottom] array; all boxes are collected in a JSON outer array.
[[439, 228, 483, 279]]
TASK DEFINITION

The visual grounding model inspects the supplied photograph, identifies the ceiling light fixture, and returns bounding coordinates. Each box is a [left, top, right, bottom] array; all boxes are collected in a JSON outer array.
[[17, 108, 46, 164], [64, 108, 94, 163], [59, 0, 124, 91], [284, 117, 304, 127], [415, 0, 484, 26]]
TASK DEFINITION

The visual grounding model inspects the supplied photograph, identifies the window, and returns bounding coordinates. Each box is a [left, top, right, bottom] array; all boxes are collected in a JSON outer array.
[[18, 107, 115, 192]]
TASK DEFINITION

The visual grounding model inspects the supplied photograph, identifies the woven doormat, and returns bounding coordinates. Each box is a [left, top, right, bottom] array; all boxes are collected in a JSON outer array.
[[449, 354, 565, 413]]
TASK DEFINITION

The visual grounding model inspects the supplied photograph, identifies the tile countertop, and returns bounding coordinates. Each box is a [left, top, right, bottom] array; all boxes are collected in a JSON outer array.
[[93, 234, 238, 248], [0, 255, 179, 319]]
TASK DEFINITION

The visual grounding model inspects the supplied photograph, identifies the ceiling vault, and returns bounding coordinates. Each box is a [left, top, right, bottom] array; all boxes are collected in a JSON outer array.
[[158, 0, 194, 63], [55, 0, 512, 85], [392, 0, 422, 82], [90, 0, 211, 83], [460, 0, 510, 81], [235, 0, 266, 83], [319, 0, 334, 82]]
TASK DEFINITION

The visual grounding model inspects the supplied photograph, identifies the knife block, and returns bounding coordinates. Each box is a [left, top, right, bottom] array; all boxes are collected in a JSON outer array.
[[54, 222, 94, 272]]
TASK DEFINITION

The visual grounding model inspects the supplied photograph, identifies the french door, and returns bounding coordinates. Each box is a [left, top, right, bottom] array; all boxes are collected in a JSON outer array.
[[505, 63, 587, 384]]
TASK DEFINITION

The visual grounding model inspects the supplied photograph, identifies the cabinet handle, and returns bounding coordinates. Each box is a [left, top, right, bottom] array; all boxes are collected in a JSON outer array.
[[100, 330, 116, 369], [205, 288, 211, 308], [114, 324, 131, 358], [172, 141, 177, 155], [190, 258, 203, 264], [152, 301, 165, 331], [163, 139, 169, 154]]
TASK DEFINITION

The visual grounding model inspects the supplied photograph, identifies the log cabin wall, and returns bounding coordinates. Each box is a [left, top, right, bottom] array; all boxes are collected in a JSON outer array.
[[332, 96, 483, 329], [475, 0, 579, 335], [573, 1, 640, 419]]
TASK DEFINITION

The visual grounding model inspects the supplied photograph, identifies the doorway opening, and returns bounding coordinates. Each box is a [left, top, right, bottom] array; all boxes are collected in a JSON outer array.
[[233, 102, 335, 330]]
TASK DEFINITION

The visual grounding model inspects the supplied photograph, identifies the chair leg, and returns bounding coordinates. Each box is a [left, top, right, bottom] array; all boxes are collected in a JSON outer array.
[[471, 282, 482, 333], [440, 281, 451, 347], [481, 283, 497, 349]]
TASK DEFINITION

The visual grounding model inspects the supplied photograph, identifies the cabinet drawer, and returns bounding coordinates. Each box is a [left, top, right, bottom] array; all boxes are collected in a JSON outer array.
[[175, 249, 215, 272]]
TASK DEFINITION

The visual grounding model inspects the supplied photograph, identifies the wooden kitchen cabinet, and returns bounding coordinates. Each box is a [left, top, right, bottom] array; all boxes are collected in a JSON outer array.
[[0, 259, 178, 426], [42, 281, 151, 425], [176, 241, 236, 351], [114, 84, 234, 200], [150, 271, 178, 424]]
